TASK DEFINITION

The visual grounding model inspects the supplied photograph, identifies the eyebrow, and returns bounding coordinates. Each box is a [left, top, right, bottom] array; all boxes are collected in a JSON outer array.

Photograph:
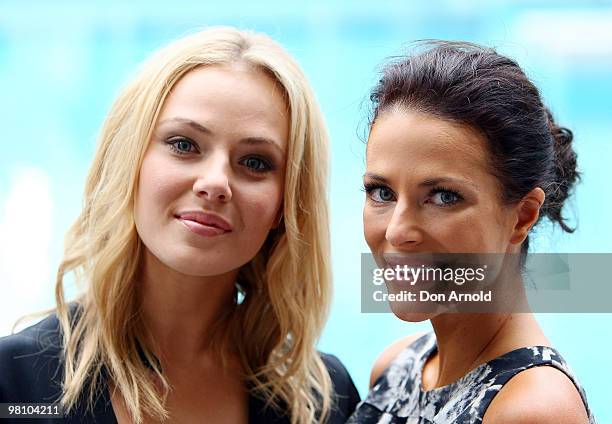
[[239, 137, 285, 156], [159, 117, 212, 135], [158, 117, 285, 155], [363, 172, 390, 184], [363, 173, 476, 188], [418, 177, 477, 188]]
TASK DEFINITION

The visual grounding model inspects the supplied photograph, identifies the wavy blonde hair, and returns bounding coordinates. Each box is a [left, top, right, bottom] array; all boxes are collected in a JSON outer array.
[[55, 26, 332, 424]]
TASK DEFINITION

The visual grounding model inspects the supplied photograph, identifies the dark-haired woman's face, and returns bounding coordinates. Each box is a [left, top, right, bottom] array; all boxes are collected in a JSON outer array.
[[363, 109, 518, 256]]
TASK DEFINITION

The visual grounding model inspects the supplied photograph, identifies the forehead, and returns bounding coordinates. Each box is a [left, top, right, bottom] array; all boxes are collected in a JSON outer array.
[[158, 63, 289, 140], [367, 108, 491, 180]]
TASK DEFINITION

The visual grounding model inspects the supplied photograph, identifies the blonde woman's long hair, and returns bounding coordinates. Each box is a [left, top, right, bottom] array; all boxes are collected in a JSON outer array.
[[55, 26, 332, 424]]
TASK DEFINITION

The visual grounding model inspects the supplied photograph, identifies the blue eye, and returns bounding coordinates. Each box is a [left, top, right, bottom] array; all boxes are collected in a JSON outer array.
[[241, 156, 273, 173], [167, 137, 197, 155], [364, 183, 396, 203], [430, 188, 462, 206]]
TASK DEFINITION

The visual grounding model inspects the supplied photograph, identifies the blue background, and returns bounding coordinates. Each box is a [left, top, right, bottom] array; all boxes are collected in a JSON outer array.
[[1, 1, 611, 421]]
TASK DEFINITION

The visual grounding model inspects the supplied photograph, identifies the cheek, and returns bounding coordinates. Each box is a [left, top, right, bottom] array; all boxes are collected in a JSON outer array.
[[434, 215, 484, 249], [363, 206, 388, 250], [135, 155, 185, 225], [428, 207, 504, 252], [240, 182, 283, 230]]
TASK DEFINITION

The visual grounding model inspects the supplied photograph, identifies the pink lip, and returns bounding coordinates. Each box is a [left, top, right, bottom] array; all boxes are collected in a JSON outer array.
[[175, 210, 233, 237], [381, 253, 437, 288], [383, 255, 434, 270]]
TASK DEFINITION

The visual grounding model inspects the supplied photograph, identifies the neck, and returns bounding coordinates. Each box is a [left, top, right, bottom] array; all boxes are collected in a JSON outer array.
[[427, 311, 547, 389], [139, 249, 238, 363], [429, 312, 510, 386]]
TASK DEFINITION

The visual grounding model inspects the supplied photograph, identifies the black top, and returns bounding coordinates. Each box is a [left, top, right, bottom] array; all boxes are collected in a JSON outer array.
[[0, 310, 360, 424], [347, 332, 596, 423]]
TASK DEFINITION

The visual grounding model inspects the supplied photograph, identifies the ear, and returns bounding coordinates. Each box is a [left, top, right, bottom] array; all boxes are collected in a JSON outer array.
[[509, 187, 545, 245]]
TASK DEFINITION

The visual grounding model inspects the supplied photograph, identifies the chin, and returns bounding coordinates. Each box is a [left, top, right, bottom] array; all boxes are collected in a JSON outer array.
[[151, 246, 238, 277], [174, 257, 240, 277], [388, 297, 446, 322], [391, 308, 438, 323]]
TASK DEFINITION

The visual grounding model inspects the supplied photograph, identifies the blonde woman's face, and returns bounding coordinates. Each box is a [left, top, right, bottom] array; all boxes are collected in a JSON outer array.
[[135, 64, 288, 277]]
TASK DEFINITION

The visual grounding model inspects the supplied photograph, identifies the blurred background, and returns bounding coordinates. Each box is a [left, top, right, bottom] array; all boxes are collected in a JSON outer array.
[[1, 0, 611, 421]]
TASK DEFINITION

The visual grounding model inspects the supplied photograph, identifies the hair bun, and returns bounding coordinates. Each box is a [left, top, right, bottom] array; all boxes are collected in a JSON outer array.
[[552, 125, 573, 146], [543, 108, 579, 233]]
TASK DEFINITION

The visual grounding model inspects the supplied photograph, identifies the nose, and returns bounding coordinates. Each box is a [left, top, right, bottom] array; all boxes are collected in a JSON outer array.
[[385, 201, 424, 248], [192, 153, 232, 202]]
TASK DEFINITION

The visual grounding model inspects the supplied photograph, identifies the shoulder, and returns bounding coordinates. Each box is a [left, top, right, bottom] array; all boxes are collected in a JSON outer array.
[[0, 311, 64, 402], [0, 311, 63, 360], [319, 352, 360, 399], [483, 366, 590, 424], [318, 352, 361, 421], [369, 332, 426, 387]]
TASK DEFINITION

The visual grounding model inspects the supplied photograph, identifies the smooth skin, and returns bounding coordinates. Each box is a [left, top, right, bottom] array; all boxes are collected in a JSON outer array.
[[364, 108, 589, 424], [112, 63, 289, 423]]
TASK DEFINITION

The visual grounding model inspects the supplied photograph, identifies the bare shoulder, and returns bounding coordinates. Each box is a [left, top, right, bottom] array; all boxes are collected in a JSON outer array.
[[483, 366, 590, 424], [369, 332, 427, 387]]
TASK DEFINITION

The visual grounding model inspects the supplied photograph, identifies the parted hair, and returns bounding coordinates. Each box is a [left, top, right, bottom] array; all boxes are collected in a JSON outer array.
[[54, 26, 332, 424]]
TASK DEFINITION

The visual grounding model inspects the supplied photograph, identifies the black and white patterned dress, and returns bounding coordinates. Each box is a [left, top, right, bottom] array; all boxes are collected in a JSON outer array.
[[348, 332, 596, 423]]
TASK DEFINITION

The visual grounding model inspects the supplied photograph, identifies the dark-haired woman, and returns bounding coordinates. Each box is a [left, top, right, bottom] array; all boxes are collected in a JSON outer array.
[[348, 42, 596, 423]]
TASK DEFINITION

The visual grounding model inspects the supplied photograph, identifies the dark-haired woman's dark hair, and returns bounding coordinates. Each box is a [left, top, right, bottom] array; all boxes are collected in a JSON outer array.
[[369, 41, 579, 254]]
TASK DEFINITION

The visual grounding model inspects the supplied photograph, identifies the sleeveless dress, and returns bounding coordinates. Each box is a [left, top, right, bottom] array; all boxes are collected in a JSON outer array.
[[347, 332, 596, 424]]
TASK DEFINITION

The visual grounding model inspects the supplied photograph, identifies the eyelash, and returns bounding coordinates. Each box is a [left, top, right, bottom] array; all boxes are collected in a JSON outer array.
[[165, 137, 274, 173], [363, 183, 396, 203], [239, 156, 274, 173], [429, 186, 464, 207], [166, 137, 198, 155], [362, 183, 464, 207]]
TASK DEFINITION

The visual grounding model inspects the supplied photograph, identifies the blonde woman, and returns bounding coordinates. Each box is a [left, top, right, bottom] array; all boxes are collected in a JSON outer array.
[[0, 27, 359, 423]]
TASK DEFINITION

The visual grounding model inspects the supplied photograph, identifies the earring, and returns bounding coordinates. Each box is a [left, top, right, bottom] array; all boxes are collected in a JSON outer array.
[[235, 282, 246, 305]]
